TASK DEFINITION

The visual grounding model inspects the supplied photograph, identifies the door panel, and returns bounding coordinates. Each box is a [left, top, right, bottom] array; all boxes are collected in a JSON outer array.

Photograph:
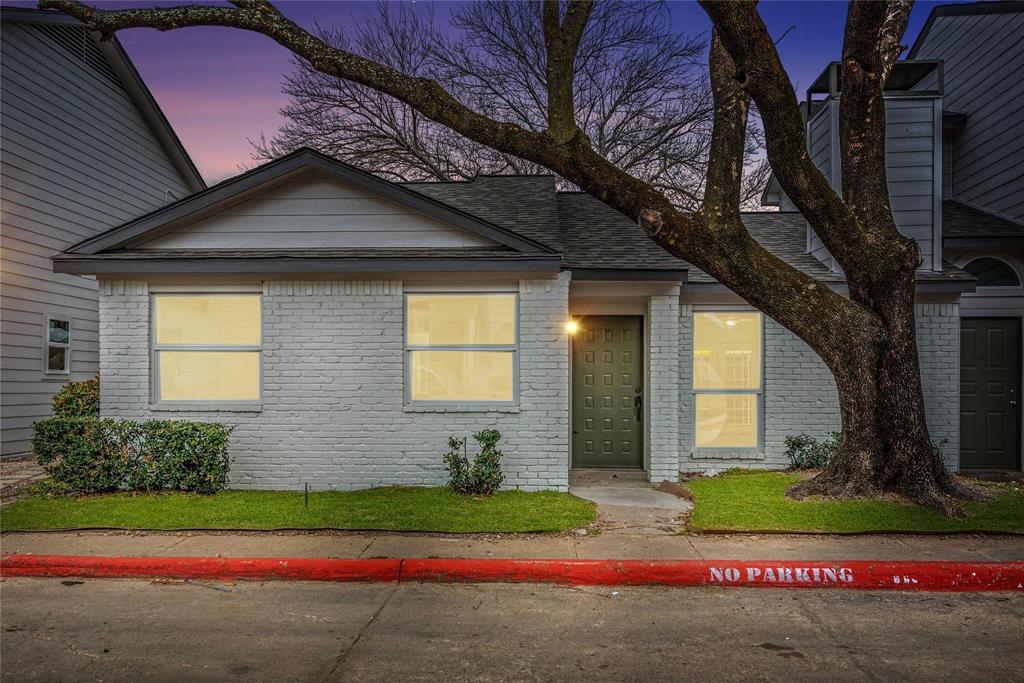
[[572, 315, 643, 469], [960, 317, 1021, 469]]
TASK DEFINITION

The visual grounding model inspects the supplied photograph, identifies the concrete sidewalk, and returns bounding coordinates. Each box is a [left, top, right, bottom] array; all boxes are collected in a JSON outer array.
[[2, 530, 1021, 562]]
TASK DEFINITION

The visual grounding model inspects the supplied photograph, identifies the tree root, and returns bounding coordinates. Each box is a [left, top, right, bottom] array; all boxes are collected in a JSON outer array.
[[786, 447, 991, 519]]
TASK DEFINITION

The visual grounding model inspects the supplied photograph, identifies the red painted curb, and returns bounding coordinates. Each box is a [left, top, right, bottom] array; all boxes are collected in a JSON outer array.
[[0, 555, 401, 583], [2, 555, 1022, 592]]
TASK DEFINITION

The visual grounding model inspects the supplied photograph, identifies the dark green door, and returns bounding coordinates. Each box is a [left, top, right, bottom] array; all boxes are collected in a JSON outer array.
[[572, 315, 643, 469], [960, 317, 1021, 469]]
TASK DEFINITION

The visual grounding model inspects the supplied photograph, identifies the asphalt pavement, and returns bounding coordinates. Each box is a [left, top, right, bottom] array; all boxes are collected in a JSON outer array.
[[2, 578, 1021, 682]]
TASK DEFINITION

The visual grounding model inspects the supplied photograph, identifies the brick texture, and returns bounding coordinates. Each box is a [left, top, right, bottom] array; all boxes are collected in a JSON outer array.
[[647, 295, 680, 481], [100, 276, 570, 491], [100, 278, 961, 489], [679, 303, 960, 473]]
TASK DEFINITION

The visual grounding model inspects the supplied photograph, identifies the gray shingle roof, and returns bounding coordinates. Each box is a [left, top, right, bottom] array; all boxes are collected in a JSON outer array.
[[407, 177, 969, 282], [943, 200, 1024, 238], [65, 151, 974, 283], [555, 192, 685, 271], [688, 212, 838, 283], [405, 176, 562, 252]]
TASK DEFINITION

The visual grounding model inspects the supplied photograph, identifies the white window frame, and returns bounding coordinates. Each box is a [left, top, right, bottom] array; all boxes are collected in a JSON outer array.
[[150, 292, 263, 404], [42, 314, 72, 375], [692, 309, 764, 450], [403, 291, 520, 406]]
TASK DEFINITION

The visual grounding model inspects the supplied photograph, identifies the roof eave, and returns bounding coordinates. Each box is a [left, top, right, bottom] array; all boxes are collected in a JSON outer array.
[[568, 268, 687, 283], [945, 236, 1024, 250], [52, 254, 563, 275], [684, 279, 975, 295]]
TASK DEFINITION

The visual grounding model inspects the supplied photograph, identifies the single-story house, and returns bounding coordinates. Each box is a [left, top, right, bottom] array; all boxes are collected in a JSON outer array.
[[51, 148, 975, 490]]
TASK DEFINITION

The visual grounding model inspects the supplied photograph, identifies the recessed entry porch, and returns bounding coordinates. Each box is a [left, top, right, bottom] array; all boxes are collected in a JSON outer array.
[[568, 281, 681, 483]]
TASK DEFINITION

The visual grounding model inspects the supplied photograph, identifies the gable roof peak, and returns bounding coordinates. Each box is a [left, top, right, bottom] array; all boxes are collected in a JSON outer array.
[[64, 147, 558, 256]]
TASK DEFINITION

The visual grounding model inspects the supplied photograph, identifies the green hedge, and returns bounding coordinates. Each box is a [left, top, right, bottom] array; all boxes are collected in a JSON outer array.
[[32, 418, 231, 494], [52, 376, 100, 418]]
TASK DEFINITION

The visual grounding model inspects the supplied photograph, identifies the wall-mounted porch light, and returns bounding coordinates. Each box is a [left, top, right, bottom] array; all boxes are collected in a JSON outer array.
[[565, 319, 580, 335]]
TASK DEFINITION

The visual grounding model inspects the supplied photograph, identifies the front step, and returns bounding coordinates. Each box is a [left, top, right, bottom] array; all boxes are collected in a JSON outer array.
[[569, 469, 648, 487]]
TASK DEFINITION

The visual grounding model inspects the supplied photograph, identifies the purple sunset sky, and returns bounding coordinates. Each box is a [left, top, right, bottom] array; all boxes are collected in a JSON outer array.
[[8, 1, 964, 182]]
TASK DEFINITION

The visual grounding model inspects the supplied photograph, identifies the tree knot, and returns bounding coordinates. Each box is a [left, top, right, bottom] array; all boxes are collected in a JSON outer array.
[[638, 209, 664, 237]]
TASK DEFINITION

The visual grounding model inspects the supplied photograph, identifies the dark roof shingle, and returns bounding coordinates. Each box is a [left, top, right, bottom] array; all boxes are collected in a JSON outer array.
[[405, 176, 562, 252], [943, 200, 1024, 238], [409, 175, 971, 281], [555, 192, 685, 271]]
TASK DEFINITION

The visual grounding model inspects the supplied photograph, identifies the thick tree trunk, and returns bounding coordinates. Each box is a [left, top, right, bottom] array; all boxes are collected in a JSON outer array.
[[791, 275, 988, 516]]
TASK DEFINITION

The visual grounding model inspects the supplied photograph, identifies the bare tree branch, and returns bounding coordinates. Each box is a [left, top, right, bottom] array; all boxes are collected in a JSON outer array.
[[702, 30, 749, 222], [41, 0, 863, 344], [543, 0, 593, 140], [840, 0, 917, 268], [254, 1, 750, 211]]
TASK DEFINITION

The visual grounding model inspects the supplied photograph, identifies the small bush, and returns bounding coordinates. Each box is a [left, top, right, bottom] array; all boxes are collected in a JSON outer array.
[[32, 417, 231, 494], [443, 429, 505, 495], [51, 376, 100, 418], [784, 432, 841, 470]]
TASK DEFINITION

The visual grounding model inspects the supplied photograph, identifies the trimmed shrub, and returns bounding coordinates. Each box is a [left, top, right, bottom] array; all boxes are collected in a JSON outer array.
[[443, 429, 505, 495], [51, 376, 100, 418], [784, 432, 841, 470], [32, 417, 231, 494]]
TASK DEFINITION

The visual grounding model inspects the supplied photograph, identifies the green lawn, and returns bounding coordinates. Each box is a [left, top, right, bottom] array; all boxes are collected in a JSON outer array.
[[0, 487, 596, 533], [687, 471, 1024, 533]]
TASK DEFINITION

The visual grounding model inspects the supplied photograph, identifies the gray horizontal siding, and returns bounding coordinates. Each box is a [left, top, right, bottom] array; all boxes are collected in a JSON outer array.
[[139, 171, 498, 250], [804, 98, 937, 269], [806, 105, 834, 268], [0, 22, 193, 455], [913, 12, 1024, 221]]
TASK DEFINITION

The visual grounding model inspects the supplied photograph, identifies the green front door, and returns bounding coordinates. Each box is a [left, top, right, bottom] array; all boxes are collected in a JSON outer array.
[[571, 315, 643, 469], [960, 317, 1021, 469]]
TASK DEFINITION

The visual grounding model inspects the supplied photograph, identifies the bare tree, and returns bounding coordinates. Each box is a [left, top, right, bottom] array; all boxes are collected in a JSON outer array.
[[252, 1, 768, 209], [251, 4, 510, 182], [44, 0, 985, 515]]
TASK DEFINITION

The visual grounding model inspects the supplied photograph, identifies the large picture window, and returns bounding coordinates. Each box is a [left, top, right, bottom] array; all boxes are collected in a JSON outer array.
[[152, 294, 261, 402], [406, 293, 517, 403], [693, 311, 762, 448]]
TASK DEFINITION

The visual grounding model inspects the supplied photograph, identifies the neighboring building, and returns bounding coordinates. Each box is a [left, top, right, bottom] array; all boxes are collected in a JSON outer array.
[[0, 8, 204, 455], [42, 2, 1023, 489], [764, 1, 1024, 471]]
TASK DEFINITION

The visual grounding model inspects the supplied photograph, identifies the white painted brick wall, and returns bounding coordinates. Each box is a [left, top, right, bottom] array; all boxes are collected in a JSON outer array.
[[917, 303, 960, 470], [679, 303, 961, 472], [647, 295, 680, 481], [100, 276, 571, 491], [99, 277, 960, 489]]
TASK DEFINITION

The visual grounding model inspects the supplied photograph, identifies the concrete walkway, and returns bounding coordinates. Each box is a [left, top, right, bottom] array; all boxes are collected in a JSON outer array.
[[2, 530, 1021, 562], [0, 457, 45, 505], [568, 469, 692, 535]]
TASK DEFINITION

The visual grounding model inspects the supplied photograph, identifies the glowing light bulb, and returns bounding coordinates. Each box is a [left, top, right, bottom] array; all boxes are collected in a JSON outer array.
[[565, 320, 580, 335]]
